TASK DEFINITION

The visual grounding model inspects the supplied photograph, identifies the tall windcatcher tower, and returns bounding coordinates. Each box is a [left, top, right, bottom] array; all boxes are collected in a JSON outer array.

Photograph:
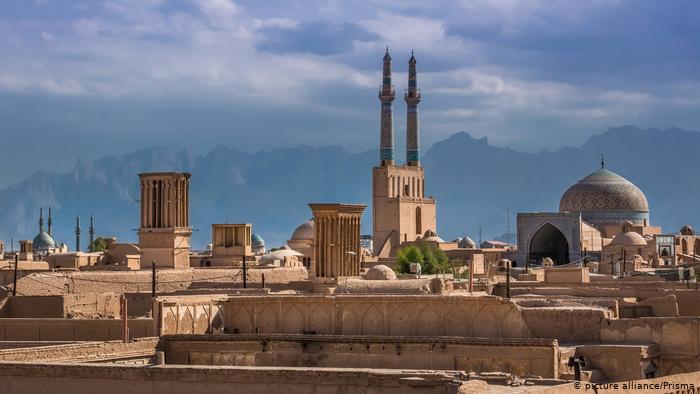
[[372, 50, 436, 258], [138, 172, 192, 268], [379, 47, 396, 166], [405, 51, 421, 166]]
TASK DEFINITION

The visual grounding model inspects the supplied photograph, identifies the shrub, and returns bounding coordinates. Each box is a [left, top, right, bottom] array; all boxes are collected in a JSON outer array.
[[396, 245, 423, 273]]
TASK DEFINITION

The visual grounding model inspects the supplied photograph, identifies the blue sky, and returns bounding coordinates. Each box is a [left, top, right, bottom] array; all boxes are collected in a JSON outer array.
[[1, 0, 699, 187]]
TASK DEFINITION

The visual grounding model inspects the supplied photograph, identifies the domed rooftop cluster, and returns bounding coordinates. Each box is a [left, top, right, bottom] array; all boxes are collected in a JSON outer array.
[[559, 168, 650, 225]]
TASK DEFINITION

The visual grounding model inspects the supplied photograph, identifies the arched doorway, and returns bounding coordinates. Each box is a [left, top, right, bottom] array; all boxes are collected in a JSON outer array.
[[529, 223, 570, 265]]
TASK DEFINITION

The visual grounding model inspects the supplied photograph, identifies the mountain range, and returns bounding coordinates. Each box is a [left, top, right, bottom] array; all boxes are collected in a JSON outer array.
[[1, 125, 698, 250]]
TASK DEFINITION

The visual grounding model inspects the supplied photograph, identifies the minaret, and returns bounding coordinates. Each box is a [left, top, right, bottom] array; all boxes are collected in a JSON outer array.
[[405, 51, 421, 167], [47, 207, 53, 236], [89, 215, 95, 252], [379, 46, 396, 166], [39, 208, 44, 233], [75, 215, 81, 252]]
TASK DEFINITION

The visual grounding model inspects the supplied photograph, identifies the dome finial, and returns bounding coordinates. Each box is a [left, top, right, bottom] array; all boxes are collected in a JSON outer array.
[[601, 154, 605, 169]]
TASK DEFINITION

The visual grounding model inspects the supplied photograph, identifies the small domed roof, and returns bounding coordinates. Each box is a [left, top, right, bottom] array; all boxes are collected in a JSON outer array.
[[680, 225, 695, 236], [610, 231, 647, 247], [259, 244, 303, 265], [32, 231, 56, 251], [559, 168, 649, 213], [421, 229, 444, 243], [252, 233, 265, 247], [364, 264, 397, 280], [458, 236, 476, 248], [290, 219, 314, 241]]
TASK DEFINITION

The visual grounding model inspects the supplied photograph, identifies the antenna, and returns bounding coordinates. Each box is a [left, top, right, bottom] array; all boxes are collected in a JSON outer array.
[[479, 226, 482, 245]]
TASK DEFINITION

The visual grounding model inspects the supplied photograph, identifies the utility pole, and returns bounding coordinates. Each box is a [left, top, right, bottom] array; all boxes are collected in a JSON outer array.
[[120, 294, 129, 343], [525, 250, 529, 274], [242, 255, 248, 289], [468, 260, 474, 293], [151, 260, 157, 297], [12, 254, 18, 296]]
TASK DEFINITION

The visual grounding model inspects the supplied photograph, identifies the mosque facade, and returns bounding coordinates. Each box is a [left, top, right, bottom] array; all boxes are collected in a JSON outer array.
[[515, 161, 697, 269]]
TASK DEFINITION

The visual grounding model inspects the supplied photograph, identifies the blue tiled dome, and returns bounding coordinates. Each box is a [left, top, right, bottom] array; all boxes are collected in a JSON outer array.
[[252, 233, 265, 247]]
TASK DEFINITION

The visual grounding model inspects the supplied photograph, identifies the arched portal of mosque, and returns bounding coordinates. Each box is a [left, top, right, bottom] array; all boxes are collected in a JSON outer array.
[[529, 223, 570, 265]]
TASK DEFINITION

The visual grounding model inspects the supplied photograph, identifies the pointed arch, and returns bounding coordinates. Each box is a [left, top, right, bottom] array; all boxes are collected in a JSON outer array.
[[528, 223, 570, 265]]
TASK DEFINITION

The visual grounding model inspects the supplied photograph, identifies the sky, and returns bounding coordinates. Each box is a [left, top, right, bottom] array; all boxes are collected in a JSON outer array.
[[1, 0, 699, 187]]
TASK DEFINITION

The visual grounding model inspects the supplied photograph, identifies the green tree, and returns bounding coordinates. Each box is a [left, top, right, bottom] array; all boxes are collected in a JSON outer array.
[[396, 245, 423, 274], [418, 243, 449, 275], [88, 236, 108, 252]]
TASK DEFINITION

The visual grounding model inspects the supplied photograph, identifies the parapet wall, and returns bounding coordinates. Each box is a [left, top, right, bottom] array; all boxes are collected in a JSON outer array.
[[162, 334, 559, 378], [0, 338, 158, 363], [159, 294, 532, 338], [0, 364, 463, 394], [156, 294, 614, 344], [0, 318, 154, 341]]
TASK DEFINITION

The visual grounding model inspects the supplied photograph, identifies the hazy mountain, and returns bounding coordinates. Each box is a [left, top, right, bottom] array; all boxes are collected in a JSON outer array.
[[1, 126, 698, 250]]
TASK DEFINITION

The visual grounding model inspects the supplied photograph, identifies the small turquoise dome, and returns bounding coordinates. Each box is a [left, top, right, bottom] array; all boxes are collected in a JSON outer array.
[[252, 233, 265, 247]]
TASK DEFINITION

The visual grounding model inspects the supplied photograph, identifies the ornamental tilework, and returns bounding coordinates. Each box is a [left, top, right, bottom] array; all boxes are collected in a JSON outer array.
[[559, 169, 649, 212]]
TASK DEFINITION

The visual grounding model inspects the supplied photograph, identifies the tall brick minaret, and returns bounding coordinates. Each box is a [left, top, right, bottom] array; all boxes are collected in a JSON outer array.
[[372, 50, 436, 258], [405, 51, 421, 167], [378, 47, 396, 166]]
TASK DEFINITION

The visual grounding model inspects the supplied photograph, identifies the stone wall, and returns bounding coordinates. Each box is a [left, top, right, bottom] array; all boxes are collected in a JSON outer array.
[[157, 294, 532, 338], [0, 364, 462, 394], [162, 334, 559, 378], [601, 317, 700, 377], [11, 268, 308, 296], [544, 268, 590, 284], [0, 318, 154, 341], [502, 283, 700, 317], [1, 293, 134, 319], [521, 307, 611, 343], [156, 294, 616, 343], [0, 338, 158, 363]]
